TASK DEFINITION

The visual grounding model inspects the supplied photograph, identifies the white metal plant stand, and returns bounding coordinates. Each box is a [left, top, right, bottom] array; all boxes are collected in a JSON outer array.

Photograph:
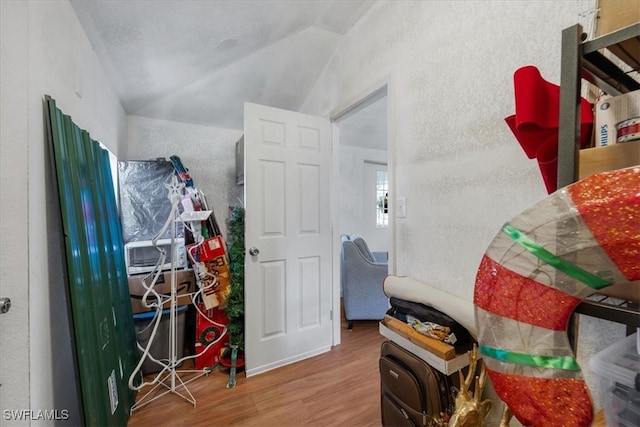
[[128, 176, 226, 411]]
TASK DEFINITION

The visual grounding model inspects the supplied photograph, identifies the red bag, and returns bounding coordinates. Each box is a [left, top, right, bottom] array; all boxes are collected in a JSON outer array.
[[194, 303, 228, 369]]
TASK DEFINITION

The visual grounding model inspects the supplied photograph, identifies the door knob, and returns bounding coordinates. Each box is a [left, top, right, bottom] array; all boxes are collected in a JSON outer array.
[[0, 297, 11, 314], [249, 247, 260, 256]]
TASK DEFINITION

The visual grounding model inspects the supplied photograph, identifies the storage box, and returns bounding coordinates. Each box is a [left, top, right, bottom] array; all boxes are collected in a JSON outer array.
[[589, 333, 640, 427], [595, 91, 640, 147], [596, 0, 640, 36], [134, 305, 187, 375], [128, 268, 196, 314], [578, 141, 640, 180]]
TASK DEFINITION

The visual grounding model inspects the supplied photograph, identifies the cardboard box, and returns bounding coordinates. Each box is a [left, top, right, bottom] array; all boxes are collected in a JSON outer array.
[[187, 237, 231, 310], [596, 0, 640, 86], [594, 90, 640, 147], [128, 268, 196, 314], [578, 141, 640, 179], [597, 0, 640, 36], [589, 333, 640, 427]]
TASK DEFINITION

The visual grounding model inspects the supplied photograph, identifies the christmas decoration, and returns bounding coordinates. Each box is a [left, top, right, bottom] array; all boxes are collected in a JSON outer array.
[[225, 205, 245, 352], [473, 167, 640, 426]]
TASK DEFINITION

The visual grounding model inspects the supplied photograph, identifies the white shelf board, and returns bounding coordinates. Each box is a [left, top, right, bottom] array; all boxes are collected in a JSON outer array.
[[379, 321, 471, 375], [177, 210, 212, 222]]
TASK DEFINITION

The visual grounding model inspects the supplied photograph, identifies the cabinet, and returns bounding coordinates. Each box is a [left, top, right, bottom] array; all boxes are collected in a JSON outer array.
[[557, 23, 640, 328]]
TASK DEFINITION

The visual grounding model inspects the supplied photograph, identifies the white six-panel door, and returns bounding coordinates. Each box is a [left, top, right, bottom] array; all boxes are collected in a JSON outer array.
[[244, 102, 333, 377]]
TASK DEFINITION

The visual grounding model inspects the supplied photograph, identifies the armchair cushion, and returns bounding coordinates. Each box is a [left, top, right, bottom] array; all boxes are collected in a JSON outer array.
[[350, 234, 376, 262]]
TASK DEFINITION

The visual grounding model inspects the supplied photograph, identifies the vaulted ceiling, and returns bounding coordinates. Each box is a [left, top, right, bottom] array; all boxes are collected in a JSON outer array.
[[70, 0, 376, 131]]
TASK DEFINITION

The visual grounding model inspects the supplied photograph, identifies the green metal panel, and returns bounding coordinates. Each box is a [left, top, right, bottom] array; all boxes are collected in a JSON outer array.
[[45, 96, 137, 426]]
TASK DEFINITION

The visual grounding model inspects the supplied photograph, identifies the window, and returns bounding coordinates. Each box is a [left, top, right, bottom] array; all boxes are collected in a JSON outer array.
[[376, 170, 388, 228]]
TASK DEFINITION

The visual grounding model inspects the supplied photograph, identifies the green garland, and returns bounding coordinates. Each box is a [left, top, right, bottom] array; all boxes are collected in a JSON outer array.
[[225, 205, 245, 350]]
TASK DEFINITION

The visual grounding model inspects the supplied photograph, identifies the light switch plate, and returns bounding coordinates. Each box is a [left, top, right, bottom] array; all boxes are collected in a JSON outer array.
[[397, 197, 406, 218]]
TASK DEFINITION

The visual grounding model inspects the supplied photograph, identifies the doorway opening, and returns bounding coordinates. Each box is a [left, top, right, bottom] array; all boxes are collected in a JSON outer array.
[[332, 86, 390, 342]]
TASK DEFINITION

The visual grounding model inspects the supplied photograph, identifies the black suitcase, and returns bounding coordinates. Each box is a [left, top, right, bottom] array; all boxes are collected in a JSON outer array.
[[380, 340, 456, 427]]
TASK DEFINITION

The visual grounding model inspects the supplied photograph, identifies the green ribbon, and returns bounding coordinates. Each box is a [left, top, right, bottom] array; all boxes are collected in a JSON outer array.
[[480, 345, 580, 371], [502, 223, 611, 290]]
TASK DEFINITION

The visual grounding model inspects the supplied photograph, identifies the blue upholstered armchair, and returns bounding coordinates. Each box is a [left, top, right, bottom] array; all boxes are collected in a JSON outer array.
[[340, 234, 389, 329]]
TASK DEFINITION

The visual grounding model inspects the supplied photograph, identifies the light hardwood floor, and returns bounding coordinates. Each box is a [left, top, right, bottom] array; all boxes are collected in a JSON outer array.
[[126, 316, 609, 427], [127, 317, 386, 427]]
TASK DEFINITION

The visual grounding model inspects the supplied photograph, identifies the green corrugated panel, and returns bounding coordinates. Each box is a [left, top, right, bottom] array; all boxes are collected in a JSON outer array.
[[45, 96, 137, 426]]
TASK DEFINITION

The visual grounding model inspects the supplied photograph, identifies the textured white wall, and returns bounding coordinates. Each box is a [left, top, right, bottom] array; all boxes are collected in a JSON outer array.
[[0, 0, 30, 417], [29, 1, 126, 420], [126, 116, 244, 239], [304, 0, 597, 297], [1, 0, 126, 421], [304, 0, 621, 414]]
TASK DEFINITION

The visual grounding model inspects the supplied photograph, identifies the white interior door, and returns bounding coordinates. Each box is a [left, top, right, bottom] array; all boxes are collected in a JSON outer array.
[[244, 102, 333, 377]]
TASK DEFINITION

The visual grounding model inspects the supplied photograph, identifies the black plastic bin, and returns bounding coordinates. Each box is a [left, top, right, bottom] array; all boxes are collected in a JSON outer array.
[[133, 305, 187, 375]]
